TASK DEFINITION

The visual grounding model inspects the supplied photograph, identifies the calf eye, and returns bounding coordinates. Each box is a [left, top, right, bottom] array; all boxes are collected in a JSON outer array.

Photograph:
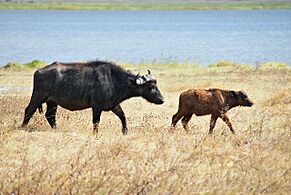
[[238, 91, 248, 98], [241, 93, 247, 98]]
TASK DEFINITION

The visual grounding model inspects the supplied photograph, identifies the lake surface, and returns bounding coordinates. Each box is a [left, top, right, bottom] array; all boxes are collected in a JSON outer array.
[[0, 10, 290, 66]]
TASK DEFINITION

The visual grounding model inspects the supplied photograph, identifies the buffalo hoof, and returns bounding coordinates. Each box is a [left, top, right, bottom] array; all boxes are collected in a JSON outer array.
[[95, 134, 101, 140], [122, 128, 128, 135], [21, 123, 27, 128]]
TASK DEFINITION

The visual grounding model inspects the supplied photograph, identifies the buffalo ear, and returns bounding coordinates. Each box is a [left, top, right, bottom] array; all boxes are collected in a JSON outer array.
[[230, 91, 238, 98], [128, 77, 136, 86]]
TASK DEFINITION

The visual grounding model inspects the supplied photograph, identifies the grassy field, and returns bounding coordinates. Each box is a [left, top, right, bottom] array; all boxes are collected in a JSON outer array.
[[1, 2, 291, 10], [0, 63, 290, 193]]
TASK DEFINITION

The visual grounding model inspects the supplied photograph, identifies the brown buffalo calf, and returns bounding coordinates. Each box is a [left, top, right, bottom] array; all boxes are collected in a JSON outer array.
[[172, 88, 253, 134]]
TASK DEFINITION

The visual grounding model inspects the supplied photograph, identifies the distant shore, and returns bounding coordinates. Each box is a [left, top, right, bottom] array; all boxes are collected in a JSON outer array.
[[0, 2, 291, 10], [1, 59, 289, 70]]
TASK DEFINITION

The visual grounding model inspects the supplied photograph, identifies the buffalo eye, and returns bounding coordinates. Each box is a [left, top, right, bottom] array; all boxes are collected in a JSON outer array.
[[147, 82, 157, 92], [151, 87, 158, 93], [147, 81, 156, 88]]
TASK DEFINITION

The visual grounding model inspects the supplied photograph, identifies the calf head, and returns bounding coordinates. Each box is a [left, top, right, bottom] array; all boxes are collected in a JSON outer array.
[[129, 70, 165, 104], [231, 90, 253, 107]]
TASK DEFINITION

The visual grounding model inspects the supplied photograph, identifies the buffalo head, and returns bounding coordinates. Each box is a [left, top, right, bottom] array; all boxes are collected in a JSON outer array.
[[129, 70, 165, 104]]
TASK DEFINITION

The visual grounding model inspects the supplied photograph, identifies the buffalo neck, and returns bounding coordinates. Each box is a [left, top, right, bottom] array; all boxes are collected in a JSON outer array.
[[112, 70, 141, 103], [119, 80, 141, 100]]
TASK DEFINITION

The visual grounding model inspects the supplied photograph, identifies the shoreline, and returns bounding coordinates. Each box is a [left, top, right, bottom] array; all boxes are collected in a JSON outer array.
[[1, 2, 291, 10], [1, 60, 289, 69]]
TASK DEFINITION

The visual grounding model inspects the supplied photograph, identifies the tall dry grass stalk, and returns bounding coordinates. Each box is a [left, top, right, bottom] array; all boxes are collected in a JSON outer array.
[[0, 67, 290, 193]]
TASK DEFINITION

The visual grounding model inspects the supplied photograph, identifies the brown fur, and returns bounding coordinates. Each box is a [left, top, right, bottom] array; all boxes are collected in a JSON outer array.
[[172, 88, 253, 134]]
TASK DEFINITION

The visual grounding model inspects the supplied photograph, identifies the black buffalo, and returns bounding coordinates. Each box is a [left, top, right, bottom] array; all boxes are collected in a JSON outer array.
[[22, 61, 164, 135]]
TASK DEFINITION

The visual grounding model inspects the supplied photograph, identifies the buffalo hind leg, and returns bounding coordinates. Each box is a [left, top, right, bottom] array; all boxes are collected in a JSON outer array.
[[181, 114, 193, 131], [22, 93, 45, 127], [220, 114, 235, 133], [112, 104, 128, 135], [171, 111, 184, 128], [209, 114, 219, 134], [92, 107, 102, 137], [45, 101, 58, 129]]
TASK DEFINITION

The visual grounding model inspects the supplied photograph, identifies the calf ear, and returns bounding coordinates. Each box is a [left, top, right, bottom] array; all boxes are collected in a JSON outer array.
[[230, 91, 238, 98], [239, 91, 248, 98]]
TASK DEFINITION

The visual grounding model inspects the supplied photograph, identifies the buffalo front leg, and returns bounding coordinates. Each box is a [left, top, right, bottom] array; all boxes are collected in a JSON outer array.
[[45, 101, 58, 129], [209, 114, 219, 134], [92, 107, 102, 136], [22, 92, 45, 127], [112, 104, 128, 135], [22, 104, 38, 127], [220, 114, 235, 133]]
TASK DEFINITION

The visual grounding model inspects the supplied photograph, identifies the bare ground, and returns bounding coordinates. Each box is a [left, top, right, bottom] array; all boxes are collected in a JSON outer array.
[[0, 67, 290, 193]]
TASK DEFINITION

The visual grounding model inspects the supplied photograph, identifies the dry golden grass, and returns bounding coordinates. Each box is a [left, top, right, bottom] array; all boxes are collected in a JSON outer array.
[[0, 67, 290, 194]]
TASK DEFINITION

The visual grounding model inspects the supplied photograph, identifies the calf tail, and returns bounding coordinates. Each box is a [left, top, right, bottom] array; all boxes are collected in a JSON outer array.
[[38, 104, 43, 114]]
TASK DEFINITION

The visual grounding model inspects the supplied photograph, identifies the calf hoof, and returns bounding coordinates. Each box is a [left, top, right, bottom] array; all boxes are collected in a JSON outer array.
[[182, 124, 189, 131]]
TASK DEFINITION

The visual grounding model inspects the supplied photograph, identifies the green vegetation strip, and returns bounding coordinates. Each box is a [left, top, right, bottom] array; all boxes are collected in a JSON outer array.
[[3, 60, 46, 69], [2, 60, 289, 70], [0, 2, 291, 10]]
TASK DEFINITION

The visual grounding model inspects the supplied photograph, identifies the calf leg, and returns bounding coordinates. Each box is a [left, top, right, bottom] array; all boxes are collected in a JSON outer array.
[[220, 114, 235, 133], [209, 114, 219, 134], [171, 111, 184, 128], [45, 101, 58, 129], [181, 114, 193, 131], [111, 104, 128, 135], [22, 93, 45, 127], [92, 107, 102, 136]]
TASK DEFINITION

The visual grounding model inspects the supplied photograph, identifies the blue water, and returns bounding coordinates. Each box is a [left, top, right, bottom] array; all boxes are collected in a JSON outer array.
[[0, 10, 290, 66]]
